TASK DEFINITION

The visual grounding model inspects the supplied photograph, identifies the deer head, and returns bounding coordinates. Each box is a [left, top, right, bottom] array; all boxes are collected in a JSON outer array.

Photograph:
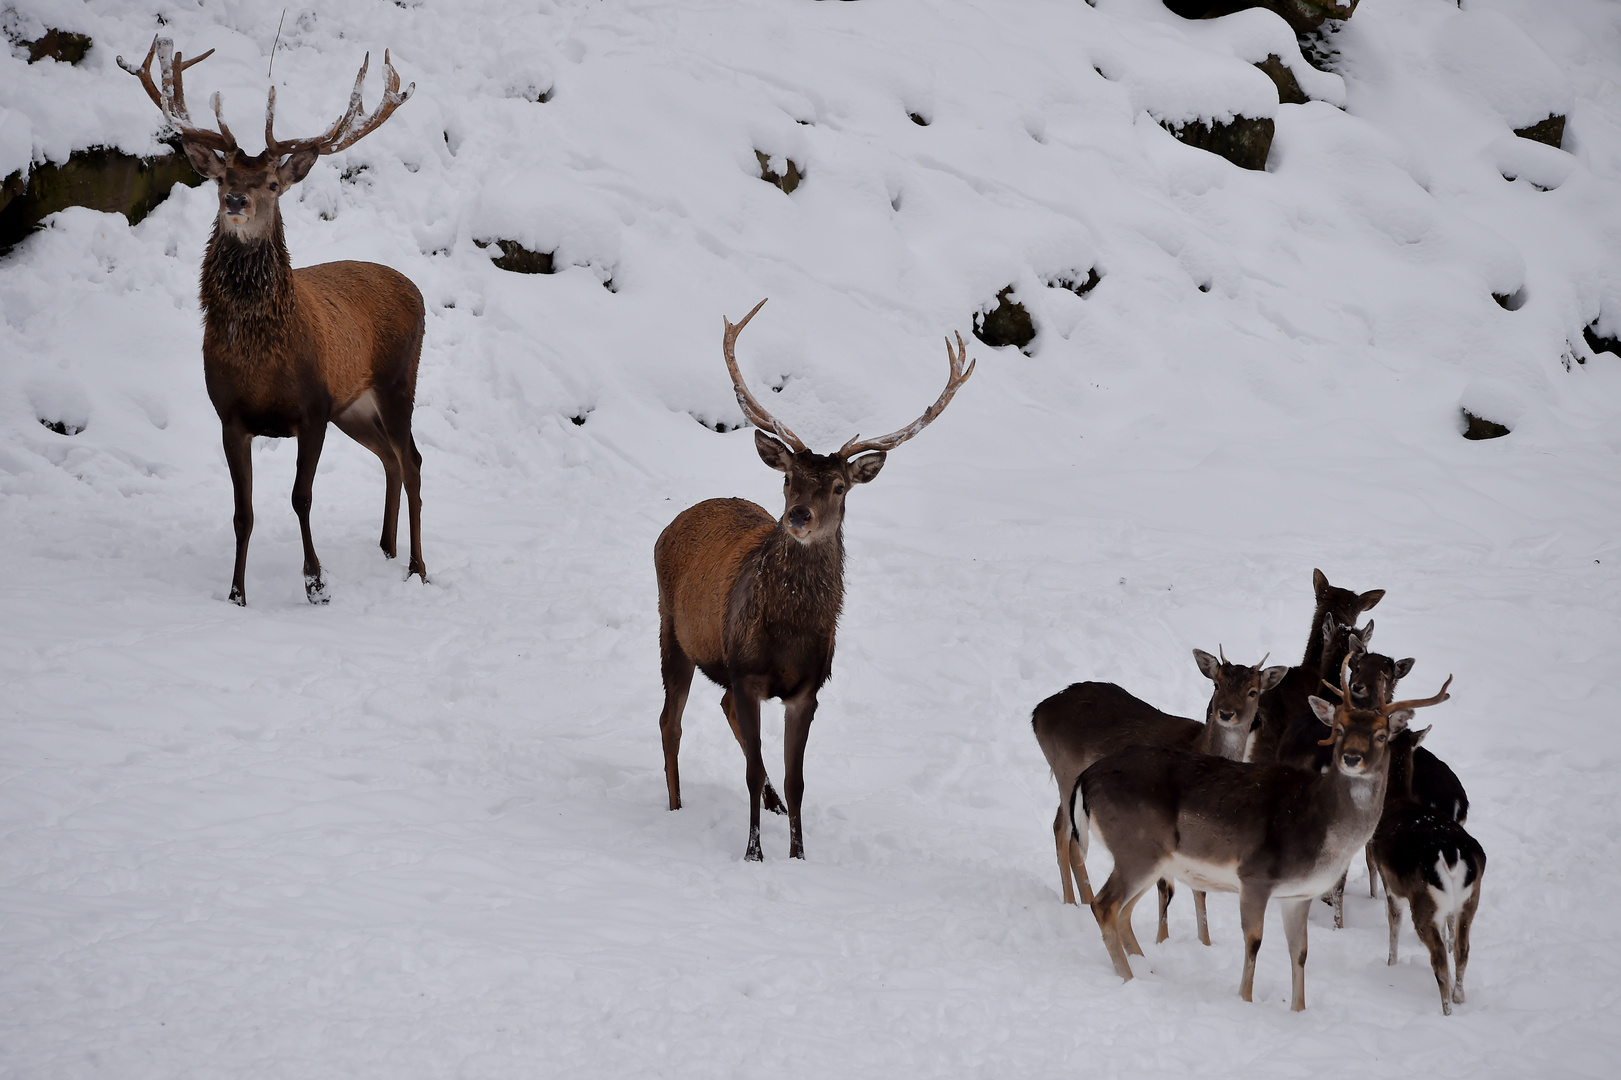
[[119, 37, 412, 241], [1309, 655, 1451, 777], [723, 299, 974, 544], [1193, 646, 1287, 732]]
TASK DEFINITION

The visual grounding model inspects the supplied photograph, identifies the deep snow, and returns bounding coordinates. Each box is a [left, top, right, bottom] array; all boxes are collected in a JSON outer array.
[[4, 0, 1621, 1076]]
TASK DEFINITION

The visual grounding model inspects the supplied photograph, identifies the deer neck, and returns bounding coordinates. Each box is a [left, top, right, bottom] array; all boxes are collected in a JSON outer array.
[[752, 523, 845, 634], [200, 216, 298, 348], [1197, 705, 1253, 761], [1316, 756, 1391, 856]]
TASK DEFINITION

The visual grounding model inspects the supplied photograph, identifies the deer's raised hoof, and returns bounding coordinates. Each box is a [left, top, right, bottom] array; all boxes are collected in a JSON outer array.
[[763, 782, 787, 816], [305, 573, 330, 605]]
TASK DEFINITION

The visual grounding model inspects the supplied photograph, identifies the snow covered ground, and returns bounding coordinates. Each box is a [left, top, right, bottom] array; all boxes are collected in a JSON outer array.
[[4, 0, 1621, 1075]]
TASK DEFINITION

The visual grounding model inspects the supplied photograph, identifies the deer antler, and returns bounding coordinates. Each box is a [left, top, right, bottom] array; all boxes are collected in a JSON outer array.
[[1383, 676, 1452, 715], [118, 37, 234, 155], [265, 49, 414, 159], [838, 332, 975, 458], [722, 299, 807, 452], [1317, 653, 1356, 745]]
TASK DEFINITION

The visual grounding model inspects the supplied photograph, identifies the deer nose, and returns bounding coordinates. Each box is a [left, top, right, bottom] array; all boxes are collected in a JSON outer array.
[[787, 506, 811, 529], [1341, 752, 1363, 769], [223, 193, 248, 215], [1217, 709, 1236, 723]]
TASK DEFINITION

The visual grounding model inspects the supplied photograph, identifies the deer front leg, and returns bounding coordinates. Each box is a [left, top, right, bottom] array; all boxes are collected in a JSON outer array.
[[292, 422, 329, 604], [1238, 885, 1270, 1003], [730, 684, 766, 862], [1385, 890, 1402, 965], [1281, 897, 1311, 1011], [721, 690, 786, 816], [1330, 870, 1347, 929], [1194, 890, 1210, 946], [782, 688, 817, 859], [221, 422, 254, 606], [1156, 878, 1174, 944]]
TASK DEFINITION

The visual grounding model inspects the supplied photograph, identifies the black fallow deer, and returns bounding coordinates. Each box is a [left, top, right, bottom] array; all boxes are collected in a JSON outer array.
[[655, 299, 974, 861], [1249, 569, 1385, 768], [1369, 726, 1485, 1015], [1031, 648, 1287, 947], [120, 38, 425, 606], [1077, 655, 1452, 1010]]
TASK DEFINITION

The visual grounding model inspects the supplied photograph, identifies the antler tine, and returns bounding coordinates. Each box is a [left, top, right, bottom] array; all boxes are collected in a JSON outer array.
[[838, 331, 976, 458], [118, 37, 232, 153], [1384, 675, 1453, 715], [1218, 644, 1227, 665], [269, 49, 415, 159], [721, 299, 807, 452], [1257, 652, 1269, 669]]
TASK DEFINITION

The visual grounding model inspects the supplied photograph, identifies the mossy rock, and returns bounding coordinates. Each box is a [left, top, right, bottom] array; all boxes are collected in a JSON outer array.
[[974, 287, 1035, 352], [475, 238, 555, 274], [756, 150, 803, 194], [1514, 115, 1565, 150], [1461, 409, 1510, 440], [1164, 115, 1275, 171], [0, 143, 202, 251], [19, 28, 92, 64], [1256, 55, 1309, 105]]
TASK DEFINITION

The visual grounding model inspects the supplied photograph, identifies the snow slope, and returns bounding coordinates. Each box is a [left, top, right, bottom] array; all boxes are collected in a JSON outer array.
[[4, 0, 1621, 1075]]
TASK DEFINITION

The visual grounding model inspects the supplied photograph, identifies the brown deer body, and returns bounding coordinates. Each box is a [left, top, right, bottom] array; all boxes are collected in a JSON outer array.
[[1077, 657, 1451, 1011], [1031, 648, 1287, 945], [121, 38, 424, 605], [656, 300, 973, 861]]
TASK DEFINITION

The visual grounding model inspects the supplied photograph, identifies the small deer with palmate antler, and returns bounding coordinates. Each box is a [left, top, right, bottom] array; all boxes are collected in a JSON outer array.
[[655, 299, 974, 861], [120, 38, 424, 605], [1078, 655, 1452, 1010]]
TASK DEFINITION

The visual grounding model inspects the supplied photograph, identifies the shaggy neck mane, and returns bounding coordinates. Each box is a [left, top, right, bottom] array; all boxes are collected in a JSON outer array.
[[755, 523, 845, 634], [200, 217, 295, 329]]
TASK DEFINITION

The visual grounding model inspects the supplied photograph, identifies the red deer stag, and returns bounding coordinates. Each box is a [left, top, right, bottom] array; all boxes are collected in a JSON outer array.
[[119, 38, 425, 605], [1032, 647, 1288, 945], [1077, 656, 1452, 1010], [655, 299, 973, 861]]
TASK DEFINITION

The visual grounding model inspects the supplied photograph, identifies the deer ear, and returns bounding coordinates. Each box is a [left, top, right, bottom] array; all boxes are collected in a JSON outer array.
[[847, 451, 886, 484], [1193, 649, 1219, 680], [1312, 568, 1328, 597], [1359, 588, 1385, 611], [182, 140, 227, 180], [277, 148, 319, 187], [1410, 724, 1431, 746], [1259, 665, 1288, 691], [1386, 709, 1413, 735], [755, 430, 793, 472], [1395, 657, 1415, 679], [1308, 696, 1336, 726]]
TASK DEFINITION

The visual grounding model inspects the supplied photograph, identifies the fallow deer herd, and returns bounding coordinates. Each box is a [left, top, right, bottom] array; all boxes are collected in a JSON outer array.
[[123, 37, 1485, 1019]]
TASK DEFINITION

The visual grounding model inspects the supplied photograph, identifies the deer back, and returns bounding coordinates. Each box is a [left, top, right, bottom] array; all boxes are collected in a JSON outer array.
[[655, 497, 777, 669], [292, 261, 425, 402], [1032, 682, 1203, 794]]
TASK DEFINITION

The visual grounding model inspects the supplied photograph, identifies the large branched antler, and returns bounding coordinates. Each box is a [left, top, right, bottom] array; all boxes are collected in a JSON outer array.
[[265, 49, 414, 159], [838, 332, 975, 458], [117, 37, 235, 155], [722, 299, 808, 452], [1383, 676, 1452, 715]]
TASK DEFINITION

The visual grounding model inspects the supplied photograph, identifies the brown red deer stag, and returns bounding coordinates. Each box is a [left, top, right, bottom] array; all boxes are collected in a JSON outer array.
[[655, 299, 973, 861], [1077, 655, 1452, 1010], [1031, 647, 1288, 945], [119, 38, 425, 605]]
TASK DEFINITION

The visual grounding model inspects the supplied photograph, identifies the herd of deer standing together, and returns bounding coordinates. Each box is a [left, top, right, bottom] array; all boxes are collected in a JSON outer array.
[[123, 38, 1484, 1018]]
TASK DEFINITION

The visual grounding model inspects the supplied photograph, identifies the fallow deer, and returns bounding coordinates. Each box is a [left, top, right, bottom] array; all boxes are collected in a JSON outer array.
[[120, 38, 425, 605], [1249, 569, 1385, 767], [655, 300, 974, 861], [1370, 726, 1485, 1015], [1076, 655, 1452, 1010], [1031, 648, 1288, 947]]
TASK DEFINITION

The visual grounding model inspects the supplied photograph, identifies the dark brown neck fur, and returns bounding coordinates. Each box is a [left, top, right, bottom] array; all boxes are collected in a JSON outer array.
[[200, 216, 297, 348], [751, 523, 845, 638]]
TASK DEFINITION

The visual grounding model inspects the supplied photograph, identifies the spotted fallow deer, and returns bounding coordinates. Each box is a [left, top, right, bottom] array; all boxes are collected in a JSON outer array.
[[119, 38, 424, 605], [655, 299, 974, 861], [1031, 648, 1288, 946], [1077, 655, 1452, 1010]]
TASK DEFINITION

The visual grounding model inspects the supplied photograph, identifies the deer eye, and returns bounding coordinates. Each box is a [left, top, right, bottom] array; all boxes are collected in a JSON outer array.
[[1375, 731, 1388, 744], [1248, 689, 1257, 697], [833, 483, 846, 496], [268, 182, 279, 192]]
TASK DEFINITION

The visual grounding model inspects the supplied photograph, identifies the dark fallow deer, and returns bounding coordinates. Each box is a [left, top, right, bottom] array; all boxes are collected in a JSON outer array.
[[120, 38, 425, 605], [1077, 655, 1452, 1011], [1249, 569, 1385, 767], [1369, 725, 1485, 1015], [655, 299, 974, 861], [1031, 648, 1287, 947]]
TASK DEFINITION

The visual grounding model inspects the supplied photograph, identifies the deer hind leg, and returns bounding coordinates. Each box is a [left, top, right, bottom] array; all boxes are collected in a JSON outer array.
[[1091, 871, 1155, 981], [1064, 782, 1094, 905], [376, 392, 427, 582], [1194, 890, 1210, 946], [1367, 842, 1380, 897], [292, 422, 329, 604], [333, 393, 402, 560], [1119, 893, 1146, 957], [1385, 889, 1403, 965], [1409, 890, 1453, 1014], [1280, 897, 1311, 1011], [657, 618, 694, 811], [720, 690, 786, 816], [221, 422, 254, 606], [782, 688, 818, 860], [1330, 870, 1347, 929], [1237, 885, 1270, 1003], [1453, 868, 1482, 1005], [1156, 878, 1175, 944]]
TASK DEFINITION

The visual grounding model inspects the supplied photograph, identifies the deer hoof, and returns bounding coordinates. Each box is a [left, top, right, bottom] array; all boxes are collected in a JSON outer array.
[[762, 783, 787, 816], [228, 587, 246, 607], [305, 574, 330, 605]]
